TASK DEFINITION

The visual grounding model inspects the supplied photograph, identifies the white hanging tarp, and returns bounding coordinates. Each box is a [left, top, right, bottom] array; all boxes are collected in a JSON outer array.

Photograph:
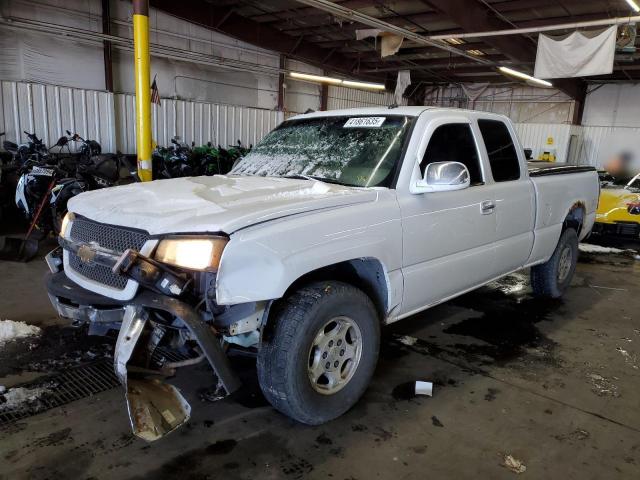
[[534, 26, 617, 79], [394, 70, 411, 105]]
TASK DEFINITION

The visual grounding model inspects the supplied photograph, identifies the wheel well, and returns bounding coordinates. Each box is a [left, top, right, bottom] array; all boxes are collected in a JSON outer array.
[[564, 203, 585, 236], [283, 258, 389, 320]]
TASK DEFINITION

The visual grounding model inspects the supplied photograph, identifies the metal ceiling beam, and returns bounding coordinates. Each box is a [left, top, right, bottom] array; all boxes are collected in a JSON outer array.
[[428, 15, 640, 40], [290, 0, 493, 65], [423, 0, 586, 103], [249, 0, 374, 23], [148, 0, 377, 79]]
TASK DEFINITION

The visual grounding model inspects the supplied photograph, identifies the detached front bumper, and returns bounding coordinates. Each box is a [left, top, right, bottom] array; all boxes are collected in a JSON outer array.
[[46, 268, 241, 395], [46, 247, 242, 441]]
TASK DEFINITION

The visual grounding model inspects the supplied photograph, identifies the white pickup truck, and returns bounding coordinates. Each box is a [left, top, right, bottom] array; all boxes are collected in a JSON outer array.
[[45, 107, 599, 440]]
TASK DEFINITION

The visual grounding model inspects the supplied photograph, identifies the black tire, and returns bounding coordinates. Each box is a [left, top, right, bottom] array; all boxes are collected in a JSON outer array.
[[257, 281, 380, 425], [531, 228, 578, 298]]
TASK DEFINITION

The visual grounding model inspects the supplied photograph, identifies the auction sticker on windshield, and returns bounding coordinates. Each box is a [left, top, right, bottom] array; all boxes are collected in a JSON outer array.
[[343, 117, 386, 128]]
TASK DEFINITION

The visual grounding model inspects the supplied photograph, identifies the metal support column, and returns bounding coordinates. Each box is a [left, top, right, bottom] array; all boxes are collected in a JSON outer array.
[[133, 0, 153, 181], [277, 54, 286, 111], [102, 0, 113, 92]]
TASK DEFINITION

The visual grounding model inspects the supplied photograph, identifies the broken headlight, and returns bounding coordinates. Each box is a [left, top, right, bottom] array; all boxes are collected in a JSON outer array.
[[154, 236, 228, 271]]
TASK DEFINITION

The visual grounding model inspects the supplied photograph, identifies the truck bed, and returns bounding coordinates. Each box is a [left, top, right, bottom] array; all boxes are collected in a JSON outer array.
[[527, 161, 596, 177]]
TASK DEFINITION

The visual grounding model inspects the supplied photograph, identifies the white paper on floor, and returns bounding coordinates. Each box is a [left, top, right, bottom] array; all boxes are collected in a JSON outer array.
[[415, 381, 433, 397]]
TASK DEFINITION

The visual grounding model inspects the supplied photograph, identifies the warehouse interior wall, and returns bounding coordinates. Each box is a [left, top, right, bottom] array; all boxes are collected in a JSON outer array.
[[0, 0, 320, 114], [0, 0, 637, 168], [422, 84, 576, 124], [582, 83, 640, 128]]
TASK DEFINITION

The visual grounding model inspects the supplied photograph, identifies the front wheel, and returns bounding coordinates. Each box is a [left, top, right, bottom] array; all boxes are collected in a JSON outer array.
[[257, 281, 380, 425], [531, 228, 578, 298]]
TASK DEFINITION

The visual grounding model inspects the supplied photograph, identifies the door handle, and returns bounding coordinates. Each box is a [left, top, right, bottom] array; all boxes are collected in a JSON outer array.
[[481, 200, 496, 214]]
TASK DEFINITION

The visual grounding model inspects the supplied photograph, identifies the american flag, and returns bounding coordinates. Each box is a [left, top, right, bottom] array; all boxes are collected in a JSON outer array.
[[150, 75, 161, 106]]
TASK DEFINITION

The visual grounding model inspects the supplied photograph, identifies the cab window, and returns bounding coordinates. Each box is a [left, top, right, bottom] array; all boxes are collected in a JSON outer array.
[[419, 123, 483, 186]]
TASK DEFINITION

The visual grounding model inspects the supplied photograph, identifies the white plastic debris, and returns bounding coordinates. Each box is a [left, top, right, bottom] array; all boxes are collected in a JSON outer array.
[[415, 381, 433, 397], [0, 320, 41, 345], [616, 347, 639, 369], [502, 454, 527, 474], [397, 335, 418, 346]]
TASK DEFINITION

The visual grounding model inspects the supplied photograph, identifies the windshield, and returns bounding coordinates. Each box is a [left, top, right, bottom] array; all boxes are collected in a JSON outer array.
[[230, 115, 413, 187]]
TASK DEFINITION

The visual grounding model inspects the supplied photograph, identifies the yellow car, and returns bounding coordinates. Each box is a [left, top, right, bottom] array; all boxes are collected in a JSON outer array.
[[593, 173, 640, 237]]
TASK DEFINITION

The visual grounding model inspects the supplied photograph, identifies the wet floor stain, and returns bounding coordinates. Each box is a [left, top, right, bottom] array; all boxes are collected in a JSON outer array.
[[206, 439, 238, 455], [315, 433, 332, 445], [0, 325, 115, 378], [443, 278, 563, 366], [484, 388, 500, 402], [391, 382, 417, 401], [431, 416, 444, 428]]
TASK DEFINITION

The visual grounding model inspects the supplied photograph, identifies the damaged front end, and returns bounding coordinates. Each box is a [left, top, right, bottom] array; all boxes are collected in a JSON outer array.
[[46, 234, 265, 441]]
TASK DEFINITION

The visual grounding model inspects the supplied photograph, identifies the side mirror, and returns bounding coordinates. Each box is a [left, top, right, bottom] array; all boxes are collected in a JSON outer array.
[[411, 161, 470, 194]]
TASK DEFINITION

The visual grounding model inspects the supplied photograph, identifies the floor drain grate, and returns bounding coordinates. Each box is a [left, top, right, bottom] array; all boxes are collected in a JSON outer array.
[[0, 360, 121, 427]]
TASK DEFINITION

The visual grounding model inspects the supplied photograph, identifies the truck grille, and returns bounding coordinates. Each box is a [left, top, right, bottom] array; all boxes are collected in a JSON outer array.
[[68, 217, 149, 290]]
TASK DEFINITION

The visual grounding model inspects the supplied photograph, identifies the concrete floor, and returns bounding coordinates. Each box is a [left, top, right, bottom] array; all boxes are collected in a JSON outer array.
[[0, 242, 639, 479]]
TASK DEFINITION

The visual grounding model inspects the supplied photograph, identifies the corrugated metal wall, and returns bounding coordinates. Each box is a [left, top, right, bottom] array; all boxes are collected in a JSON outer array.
[[115, 94, 284, 153], [567, 125, 640, 168], [0, 81, 283, 155], [0, 80, 115, 152], [327, 86, 406, 110], [2, 80, 636, 170], [513, 123, 572, 162]]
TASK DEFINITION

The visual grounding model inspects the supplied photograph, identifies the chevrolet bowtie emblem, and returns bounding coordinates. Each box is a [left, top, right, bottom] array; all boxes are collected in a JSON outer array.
[[77, 245, 97, 264]]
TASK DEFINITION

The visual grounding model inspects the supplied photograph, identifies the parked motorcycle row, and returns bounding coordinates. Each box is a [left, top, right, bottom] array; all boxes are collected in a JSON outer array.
[[0, 132, 250, 261], [152, 138, 251, 179]]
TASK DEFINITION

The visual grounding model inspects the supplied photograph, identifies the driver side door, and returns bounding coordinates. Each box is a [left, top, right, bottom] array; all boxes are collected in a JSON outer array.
[[398, 119, 498, 317]]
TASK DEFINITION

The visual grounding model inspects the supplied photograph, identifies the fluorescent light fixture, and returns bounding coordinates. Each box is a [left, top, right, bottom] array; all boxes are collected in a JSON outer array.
[[498, 66, 553, 87], [290, 72, 385, 90], [342, 80, 386, 90], [625, 0, 640, 13], [289, 72, 342, 85], [467, 49, 485, 56], [445, 38, 465, 45]]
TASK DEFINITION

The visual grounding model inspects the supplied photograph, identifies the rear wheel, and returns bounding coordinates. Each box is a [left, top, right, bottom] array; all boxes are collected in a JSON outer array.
[[257, 281, 380, 425], [531, 228, 578, 298]]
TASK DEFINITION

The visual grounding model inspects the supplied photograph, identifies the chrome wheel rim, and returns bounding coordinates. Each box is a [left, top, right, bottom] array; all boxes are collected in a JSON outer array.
[[307, 316, 362, 395], [558, 246, 573, 282]]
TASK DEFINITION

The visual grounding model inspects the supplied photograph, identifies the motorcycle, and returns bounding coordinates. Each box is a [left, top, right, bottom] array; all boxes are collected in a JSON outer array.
[[2, 131, 49, 167], [152, 137, 194, 178], [15, 131, 124, 236]]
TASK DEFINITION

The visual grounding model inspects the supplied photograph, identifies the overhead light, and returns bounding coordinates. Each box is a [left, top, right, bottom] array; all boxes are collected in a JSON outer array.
[[445, 38, 465, 45], [290, 72, 386, 90], [289, 72, 342, 85], [342, 80, 386, 90], [467, 49, 485, 56], [498, 66, 553, 87], [625, 0, 640, 13]]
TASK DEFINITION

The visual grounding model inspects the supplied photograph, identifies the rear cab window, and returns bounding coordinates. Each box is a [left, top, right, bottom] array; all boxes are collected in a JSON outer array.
[[477, 119, 521, 182]]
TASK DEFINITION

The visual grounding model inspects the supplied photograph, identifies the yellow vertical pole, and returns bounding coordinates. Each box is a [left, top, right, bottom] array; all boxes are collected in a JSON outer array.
[[132, 0, 152, 181]]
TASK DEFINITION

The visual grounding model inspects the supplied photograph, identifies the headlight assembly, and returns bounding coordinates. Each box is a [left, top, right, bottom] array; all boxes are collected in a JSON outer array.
[[154, 236, 228, 271], [59, 212, 74, 238]]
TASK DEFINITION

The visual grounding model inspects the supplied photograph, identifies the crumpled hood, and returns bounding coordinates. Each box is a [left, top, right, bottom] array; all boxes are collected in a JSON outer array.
[[68, 175, 379, 234]]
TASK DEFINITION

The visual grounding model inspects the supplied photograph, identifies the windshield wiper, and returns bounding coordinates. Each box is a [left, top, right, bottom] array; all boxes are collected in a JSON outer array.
[[281, 174, 359, 187]]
